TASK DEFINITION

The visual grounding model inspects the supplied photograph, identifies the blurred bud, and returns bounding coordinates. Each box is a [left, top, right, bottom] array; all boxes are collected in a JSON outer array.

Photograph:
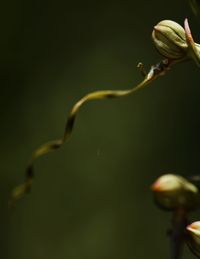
[[151, 174, 199, 211], [152, 20, 188, 60], [186, 221, 200, 258]]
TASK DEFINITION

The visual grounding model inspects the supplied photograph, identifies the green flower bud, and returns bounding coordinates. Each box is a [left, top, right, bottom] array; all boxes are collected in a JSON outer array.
[[151, 174, 199, 211], [152, 20, 188, 60], [186, 221, 200, 258]]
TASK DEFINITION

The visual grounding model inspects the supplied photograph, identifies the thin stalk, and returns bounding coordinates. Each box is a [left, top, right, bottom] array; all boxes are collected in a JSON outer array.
[[9, 58, 174, 207], [169, 209, 188, 259]]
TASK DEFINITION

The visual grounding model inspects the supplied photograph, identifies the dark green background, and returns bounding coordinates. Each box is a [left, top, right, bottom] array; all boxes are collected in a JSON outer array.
[[1, 0, 200, 258]]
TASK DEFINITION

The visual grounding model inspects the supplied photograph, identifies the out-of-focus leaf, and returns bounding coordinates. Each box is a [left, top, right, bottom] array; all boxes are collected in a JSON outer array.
[[189, 0, 200, 19]]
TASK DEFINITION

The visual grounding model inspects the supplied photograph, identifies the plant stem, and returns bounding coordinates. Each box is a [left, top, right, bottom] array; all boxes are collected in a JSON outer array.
[[169, 209, 188, 259], [9, 58, 174, 207]]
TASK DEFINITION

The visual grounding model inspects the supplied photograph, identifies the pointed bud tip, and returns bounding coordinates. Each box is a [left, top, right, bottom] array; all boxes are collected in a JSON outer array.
[[187, 222, 200, 232], [184, 18, 193, 41], [153, 25, 161, 31], [151, 180, 163, 192]]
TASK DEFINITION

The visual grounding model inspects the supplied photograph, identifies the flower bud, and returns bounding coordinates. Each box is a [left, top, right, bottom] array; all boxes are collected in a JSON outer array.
[[186, 221, 200, 258], [151, 174, 199, 211], [152, 20, 188, 60]]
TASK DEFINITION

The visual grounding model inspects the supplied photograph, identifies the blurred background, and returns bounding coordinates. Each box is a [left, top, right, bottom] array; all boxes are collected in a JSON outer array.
[[1, 0, 200, 258]]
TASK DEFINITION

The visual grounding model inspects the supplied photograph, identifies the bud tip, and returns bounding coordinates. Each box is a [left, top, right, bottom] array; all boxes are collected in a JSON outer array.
[[187, 222, 200, 232], [151, 180, 162, 192]]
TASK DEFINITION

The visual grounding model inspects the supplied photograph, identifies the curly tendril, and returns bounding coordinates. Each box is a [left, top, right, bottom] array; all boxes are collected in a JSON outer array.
[[10, 19, 200, 207], [9, 58, 173, 207]]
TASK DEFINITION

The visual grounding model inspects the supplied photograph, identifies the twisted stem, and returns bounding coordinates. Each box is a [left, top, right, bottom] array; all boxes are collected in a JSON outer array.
[[9, 58, 173, 207]]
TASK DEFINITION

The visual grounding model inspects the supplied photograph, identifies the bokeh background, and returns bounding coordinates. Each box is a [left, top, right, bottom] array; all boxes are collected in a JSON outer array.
[[1, 0, 200, 258]]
